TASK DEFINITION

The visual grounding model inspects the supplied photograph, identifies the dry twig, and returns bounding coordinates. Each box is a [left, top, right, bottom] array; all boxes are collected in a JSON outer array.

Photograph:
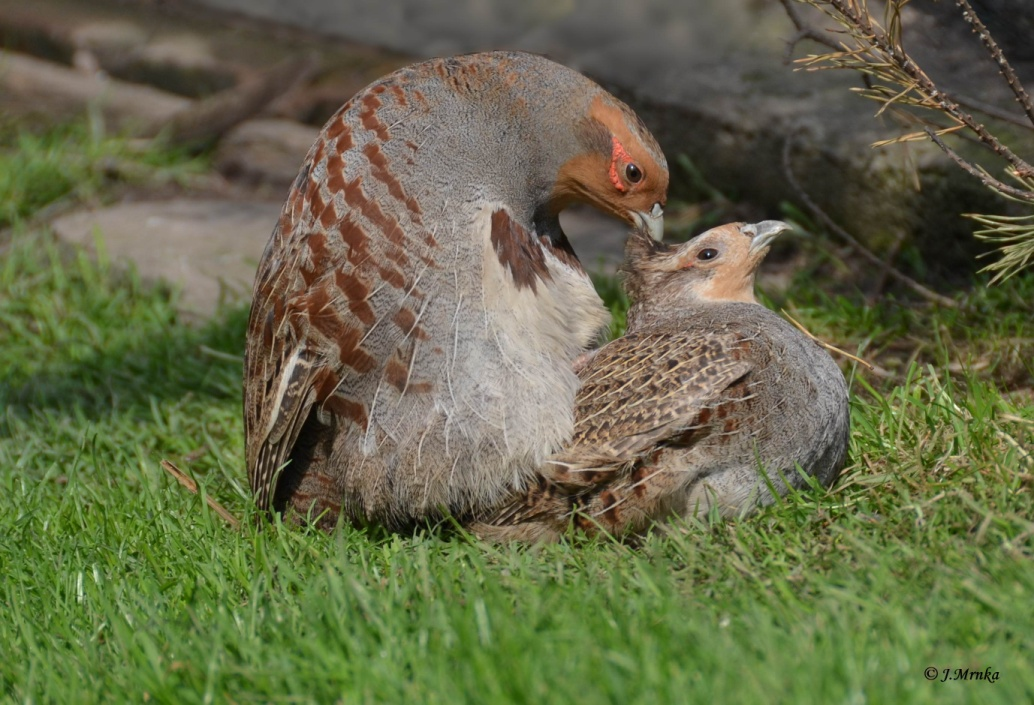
[[925, 128, 1034, 201], [797, 1, 1033, 176], [780, 309, 877, 371], [780, 0, 1034, 279], [160, 459, 242, 529], [956, 0, 1034, 127], [778, 0, 1029, 128], [781, 136, 959, 308]]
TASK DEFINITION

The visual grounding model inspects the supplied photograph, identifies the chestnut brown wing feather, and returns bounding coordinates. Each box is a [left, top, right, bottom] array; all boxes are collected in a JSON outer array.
[[478, 330, 751, 528], [554, 330, 751, 478]]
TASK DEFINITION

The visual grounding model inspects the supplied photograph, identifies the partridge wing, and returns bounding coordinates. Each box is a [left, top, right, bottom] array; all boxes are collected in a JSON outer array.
[[549, 329, 752, 486], [478, 330, 752, 530]]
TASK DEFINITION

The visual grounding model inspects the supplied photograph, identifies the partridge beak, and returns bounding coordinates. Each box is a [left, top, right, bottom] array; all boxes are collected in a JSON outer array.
[[743, 220, 791, 255], [634, 202, 665, 241]]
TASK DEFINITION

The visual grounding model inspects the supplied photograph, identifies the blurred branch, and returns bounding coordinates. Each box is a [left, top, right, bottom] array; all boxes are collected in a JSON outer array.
[[150, 54, 319, 150], [778, 0, 844, 58], [782, 135, 958, 308]]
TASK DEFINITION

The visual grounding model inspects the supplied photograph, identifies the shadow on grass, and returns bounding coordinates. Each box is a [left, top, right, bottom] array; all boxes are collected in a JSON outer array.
[[0, 301, 251, 434]]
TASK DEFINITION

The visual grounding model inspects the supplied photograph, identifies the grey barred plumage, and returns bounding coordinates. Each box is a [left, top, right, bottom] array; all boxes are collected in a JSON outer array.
[[244, 51, 669, 528], [472, 221, 851, 541]]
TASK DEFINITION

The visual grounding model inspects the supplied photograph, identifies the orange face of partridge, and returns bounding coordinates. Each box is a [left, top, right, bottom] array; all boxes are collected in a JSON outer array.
[[551, 96, 669, 240], [638, 221, 789, 304]]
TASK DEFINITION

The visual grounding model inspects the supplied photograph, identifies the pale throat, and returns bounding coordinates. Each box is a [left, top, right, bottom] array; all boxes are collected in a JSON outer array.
[[693, 270, 761, 304]]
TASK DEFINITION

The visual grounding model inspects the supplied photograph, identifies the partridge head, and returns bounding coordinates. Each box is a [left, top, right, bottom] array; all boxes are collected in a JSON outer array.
[[244, 51, 670, 528], [473, 221, 851, 542], [624, 220, 788, 307]]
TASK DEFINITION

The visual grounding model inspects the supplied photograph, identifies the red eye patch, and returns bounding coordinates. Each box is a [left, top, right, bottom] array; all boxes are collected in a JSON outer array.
[[609, 137, 635, 192]]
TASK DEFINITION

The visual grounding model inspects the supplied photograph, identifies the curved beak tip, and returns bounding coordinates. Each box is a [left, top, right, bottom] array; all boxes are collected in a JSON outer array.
[[635, 203, 665, 241], [743, 220, 791, 253]]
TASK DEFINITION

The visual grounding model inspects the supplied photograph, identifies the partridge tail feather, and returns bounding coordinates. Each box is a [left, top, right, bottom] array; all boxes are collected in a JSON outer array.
[[249, 348, 320, 512]]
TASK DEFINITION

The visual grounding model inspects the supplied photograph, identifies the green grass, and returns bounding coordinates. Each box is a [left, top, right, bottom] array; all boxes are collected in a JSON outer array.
[[0, 120, 207, 229], [2, 126, 1034, 703]]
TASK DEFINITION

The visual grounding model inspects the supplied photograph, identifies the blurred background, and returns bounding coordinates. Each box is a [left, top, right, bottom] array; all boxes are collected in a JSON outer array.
[[3, 0, 1034, 317]]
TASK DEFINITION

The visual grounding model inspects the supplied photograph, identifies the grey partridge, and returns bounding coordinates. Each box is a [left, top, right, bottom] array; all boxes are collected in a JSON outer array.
[[472, 221, 851, 542], [243, 51, 669, 529]]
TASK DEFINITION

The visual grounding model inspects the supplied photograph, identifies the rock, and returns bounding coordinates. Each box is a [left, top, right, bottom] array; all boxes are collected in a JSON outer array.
[[47, 199, 629, 319], [183, 0, 1031, 277], [0, 0, 407, 109], [215, 118, 320, 190], [0, 51, 190, 133], [50, 199, 282, 318]]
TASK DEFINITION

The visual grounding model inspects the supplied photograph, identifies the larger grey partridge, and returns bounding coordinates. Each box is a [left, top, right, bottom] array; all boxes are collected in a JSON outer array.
[[244, 51, 669, 528], [472, 221, 851, 541]]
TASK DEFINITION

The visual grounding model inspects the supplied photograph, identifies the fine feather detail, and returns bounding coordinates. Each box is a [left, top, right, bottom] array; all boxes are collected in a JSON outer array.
[[472, 220, 851, 541], [475, 330, 752, 529], [243, 52, 669, 527]]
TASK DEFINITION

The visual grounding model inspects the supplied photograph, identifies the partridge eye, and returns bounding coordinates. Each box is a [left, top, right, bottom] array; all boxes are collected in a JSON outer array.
[[625, 163, 643, 183], [697, 248, 719, 261]]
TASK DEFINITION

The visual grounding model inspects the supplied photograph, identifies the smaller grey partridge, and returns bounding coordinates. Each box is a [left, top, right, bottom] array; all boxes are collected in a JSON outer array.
[[471, 221, 851, 542]]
